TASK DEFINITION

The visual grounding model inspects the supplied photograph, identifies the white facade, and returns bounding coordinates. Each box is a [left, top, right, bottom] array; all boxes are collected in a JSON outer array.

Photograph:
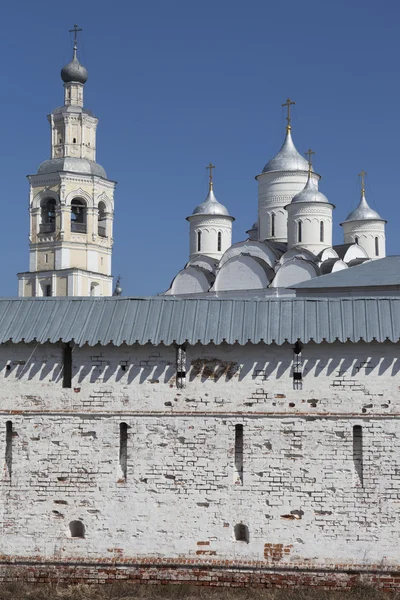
[[342, 219, 386, 259]]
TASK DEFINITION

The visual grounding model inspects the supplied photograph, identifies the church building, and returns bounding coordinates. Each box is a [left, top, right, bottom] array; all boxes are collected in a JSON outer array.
[[2, 30, 400, 593]]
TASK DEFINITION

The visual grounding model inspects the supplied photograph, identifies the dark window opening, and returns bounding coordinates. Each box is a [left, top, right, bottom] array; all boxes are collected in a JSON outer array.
[[40, 198, 56, 233], [63, 344, 72, 389], [217, 231, 222, 252], [5, 421, 12, 478], [234, 424, 243, 484], [119, 422, 128, 480], [73, 138, 76, 143], [71, 198, 87, 233], [69, 520, 85, 538], [320, 221, 324, 242], [271, 213, 275, 237], [298, 221, 302, 243], [45, 284, 52, 297], [355, 236, 359, 245], [98, 201, 107, 237], [197, 231, 201, 252], [353, 425, 363, 487], [293, 340, 303, 390], [375, 237, 379, 257], [234, 523, 249, 543]]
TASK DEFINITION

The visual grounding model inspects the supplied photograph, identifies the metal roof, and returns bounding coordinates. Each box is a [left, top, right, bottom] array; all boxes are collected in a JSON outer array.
[[0, 296, 399, 346], [293, 256, 400, 290]]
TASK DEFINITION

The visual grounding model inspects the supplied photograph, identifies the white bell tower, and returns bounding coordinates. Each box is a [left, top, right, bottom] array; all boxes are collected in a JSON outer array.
[[18, 26, 116, 297]]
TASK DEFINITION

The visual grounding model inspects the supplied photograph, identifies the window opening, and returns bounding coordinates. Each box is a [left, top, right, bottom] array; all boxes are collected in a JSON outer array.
[[234, 524, 249, 543], [45, 284, 52, 297], [98, 201, 107, 237], [69, 520, 85, 538], [375, 237, 379, 256], [119, 422, 128, 480], [40, 198, 56, 233], [5, 421, 12, 478], [63, 344, 72, 388], [320, 221, 324, 242], [293, 340, 303, 390], [355, 236, 359, 245], [298, 221, 302, 243], [73, 138, 76, 143], [353, 425, 363, 487], [271, 213, 275, 237], [217, 231, 222, 252], [71, 199, 87, 233], [176, 345, 186, 389], [197, 231, 201, 252], [234, 424, 243, 485]]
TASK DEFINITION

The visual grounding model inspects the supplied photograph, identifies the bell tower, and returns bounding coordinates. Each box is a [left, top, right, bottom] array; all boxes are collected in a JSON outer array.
[[18, 26, 116, 297]]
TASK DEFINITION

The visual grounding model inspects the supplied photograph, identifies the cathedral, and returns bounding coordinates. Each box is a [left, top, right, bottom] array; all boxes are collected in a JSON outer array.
[[2, 31, 400, 593]]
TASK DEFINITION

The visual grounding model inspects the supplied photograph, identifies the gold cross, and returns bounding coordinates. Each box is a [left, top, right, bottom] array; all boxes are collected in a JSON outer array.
[[69, 24, 82, 46], [358, 169, 367, 194], [206, 163, 215, 190], [305, 148, 315, 172], [282, 98, 296, 130]]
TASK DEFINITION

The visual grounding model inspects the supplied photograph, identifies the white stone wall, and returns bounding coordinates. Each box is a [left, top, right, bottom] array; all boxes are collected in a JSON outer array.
[[342, 220, 386, 260], [189, 215, 232, 260], [1, 339, 400, 570]]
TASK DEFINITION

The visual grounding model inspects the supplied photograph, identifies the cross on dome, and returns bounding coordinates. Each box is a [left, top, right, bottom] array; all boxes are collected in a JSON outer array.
[[359, 169, 367, 194], [206, 162, 215, 191], [282, 98, 295, 131], [305, 148, 315, 173]]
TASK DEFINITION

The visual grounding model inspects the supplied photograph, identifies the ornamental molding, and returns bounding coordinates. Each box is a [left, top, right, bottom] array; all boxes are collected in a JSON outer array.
[[288, 205, 333, 216], [344, 221, 385, 232]]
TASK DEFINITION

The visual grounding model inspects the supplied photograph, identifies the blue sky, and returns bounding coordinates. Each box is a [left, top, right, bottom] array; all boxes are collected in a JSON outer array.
[[2, 0, 399, 295]]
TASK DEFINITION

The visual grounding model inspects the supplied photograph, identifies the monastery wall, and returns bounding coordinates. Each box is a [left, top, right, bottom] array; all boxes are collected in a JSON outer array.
[[1, 339, 400, 589]]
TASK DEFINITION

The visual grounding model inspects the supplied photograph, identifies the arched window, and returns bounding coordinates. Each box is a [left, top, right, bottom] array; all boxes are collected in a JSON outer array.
[[98, 201, 107, 237], [298, 221, 302, 243], [217, 231, 222, 252], [90, 282, 100, 297], [197, 231, 201, 252], [271, 213, 275, 237], [69, 520, 85, 538], [40, 198, 56, 233], [355, 236, 359, 245], [375, 237, 379, 256], [320, 221, 324, 243], [71, 199, 87, 233], [234, 524, 249, 543]]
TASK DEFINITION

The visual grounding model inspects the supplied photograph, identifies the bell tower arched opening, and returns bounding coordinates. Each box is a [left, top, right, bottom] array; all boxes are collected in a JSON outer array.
[[71, 198, 87, 233], [40, 198, 56, 234]]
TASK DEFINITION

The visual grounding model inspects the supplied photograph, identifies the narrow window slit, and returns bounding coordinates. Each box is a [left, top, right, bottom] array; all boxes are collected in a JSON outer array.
[[5, 421, 12, 478], [353, 425, 364, 487], [234, 523, 249, 543], [234, 424, 243, 485], [217, 231, 222, 252], [119, 422, 128, 480], [63, 344, 72, 388], [176, 345, 186, 389], [293, 340, 303, 390]]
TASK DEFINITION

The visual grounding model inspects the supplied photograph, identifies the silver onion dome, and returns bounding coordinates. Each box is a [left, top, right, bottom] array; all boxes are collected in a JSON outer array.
[[61, 44, 88, 84], [342, 191, 383, 223], [262, 128, 310, 173], [290, 175, 330, 204], [38, 157, 107, 179], [190, 187, 231, 217]]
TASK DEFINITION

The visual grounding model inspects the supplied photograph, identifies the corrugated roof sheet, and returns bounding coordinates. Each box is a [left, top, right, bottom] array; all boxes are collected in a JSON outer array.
[[0, 296, 399, 346]]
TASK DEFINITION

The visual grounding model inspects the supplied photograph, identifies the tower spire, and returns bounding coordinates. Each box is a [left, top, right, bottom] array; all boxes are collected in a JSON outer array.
[[282, 98, 296, 131], [206, 162, 215, 191]]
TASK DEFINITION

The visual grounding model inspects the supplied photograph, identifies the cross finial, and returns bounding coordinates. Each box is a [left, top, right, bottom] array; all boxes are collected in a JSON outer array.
[[69, 24, 83, 51], [358, 169, 367, 194], [305, 148, 315, 174], [282, 97, 296, 131], [206, 162, 215, 191]]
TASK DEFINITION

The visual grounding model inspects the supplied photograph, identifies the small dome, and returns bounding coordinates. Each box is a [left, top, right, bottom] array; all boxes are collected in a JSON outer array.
[[342, 192, 383, 223], [262, 129, 310, 173], [61, 46, 88, 84], [290, 175, 330, 204], [38, 157, 107, 179], [190, 188, 231, 217]]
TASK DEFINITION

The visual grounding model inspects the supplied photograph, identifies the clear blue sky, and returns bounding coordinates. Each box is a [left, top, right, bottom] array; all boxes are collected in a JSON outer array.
[[2, 0, 399, 295]]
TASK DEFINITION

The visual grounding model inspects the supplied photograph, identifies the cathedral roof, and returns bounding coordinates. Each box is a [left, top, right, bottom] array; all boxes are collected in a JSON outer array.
[[189, 187, 232, 218], [37, 157, 107, 179], [342, 191, 384, 223], [61, 44, 88, 84], [290, 173, 330, 204], [262, 128, 310, 173]]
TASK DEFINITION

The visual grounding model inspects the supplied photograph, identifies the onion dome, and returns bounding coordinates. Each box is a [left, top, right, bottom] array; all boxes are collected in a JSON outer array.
[[61, 43, 88, 84], [342, 190, 383, 223], [190, 187, 231, 217], [262, 128, 310, 173], [290, 173, 330, 204]]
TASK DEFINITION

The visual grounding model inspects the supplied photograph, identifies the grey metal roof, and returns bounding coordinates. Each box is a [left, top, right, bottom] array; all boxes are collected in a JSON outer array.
[[289, 176, 331, 205], [189, 187, 232, 218], [293, 256, 400, 290], [342, 192, 384, 223], [0, 296, 399, 346], [37, 157, 107, 179], [261, 129, 310, 174]]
